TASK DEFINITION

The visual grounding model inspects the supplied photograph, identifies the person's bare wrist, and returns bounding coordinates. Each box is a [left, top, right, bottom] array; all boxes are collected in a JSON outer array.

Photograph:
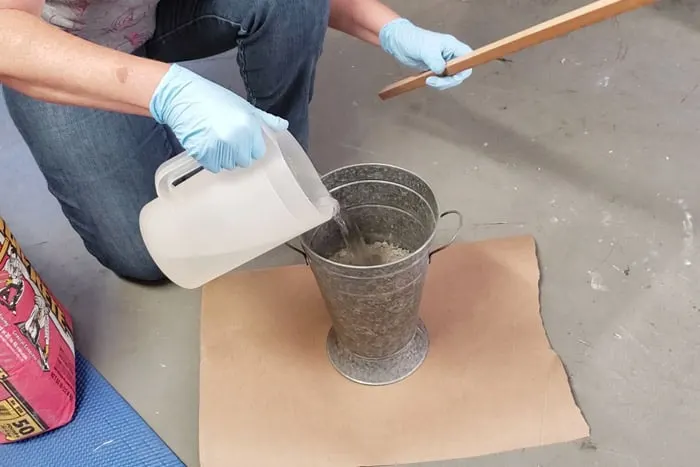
[[116, 59, 171, 114]]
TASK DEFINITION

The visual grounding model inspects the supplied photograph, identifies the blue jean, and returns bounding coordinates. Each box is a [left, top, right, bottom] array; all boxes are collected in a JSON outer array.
[[4, 0, 330, 282]]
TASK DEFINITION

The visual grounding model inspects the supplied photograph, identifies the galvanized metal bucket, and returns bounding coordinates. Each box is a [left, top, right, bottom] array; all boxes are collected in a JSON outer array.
[[289, 163, 462, 386]]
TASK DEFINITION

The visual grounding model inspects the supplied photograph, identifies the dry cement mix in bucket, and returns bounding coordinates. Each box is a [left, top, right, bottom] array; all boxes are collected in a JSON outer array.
[[289, 164, 463, 386]]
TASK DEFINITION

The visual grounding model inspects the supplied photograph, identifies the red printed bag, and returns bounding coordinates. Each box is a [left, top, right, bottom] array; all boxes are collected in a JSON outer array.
[[0, 216, 76, 442]]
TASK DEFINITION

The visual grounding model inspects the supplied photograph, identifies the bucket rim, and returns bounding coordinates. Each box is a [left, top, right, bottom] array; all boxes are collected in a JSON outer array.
[[322, 162, 435, 185], [301, 164, 441, 270], [326, 179, 433, 211], [322, 162, 441, 213]]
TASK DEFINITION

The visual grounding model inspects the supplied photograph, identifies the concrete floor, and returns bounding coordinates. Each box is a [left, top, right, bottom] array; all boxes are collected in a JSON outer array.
[[2, 0, 700, 465]]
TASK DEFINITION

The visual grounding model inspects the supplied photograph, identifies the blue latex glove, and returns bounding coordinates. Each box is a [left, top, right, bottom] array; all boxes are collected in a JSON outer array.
[[379, 18, 473, 90], [150, 64, 288, 173]]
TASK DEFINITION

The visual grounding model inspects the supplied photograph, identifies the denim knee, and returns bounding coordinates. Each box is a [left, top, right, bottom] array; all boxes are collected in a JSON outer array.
[[2, 87, 173, 285], [284, 0, 330, 55], [237, 0, 329, 147], [91, 245, 166, 283], [255, 0, 330, 55]]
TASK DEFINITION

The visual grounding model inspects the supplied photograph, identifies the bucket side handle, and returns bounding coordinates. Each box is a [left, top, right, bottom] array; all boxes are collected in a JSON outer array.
[[429, 210, 463, 261], [285, 241, 309, 265]]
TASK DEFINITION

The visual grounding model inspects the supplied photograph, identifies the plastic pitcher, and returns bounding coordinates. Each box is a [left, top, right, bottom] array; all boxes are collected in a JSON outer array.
[[139, 126, 338, 289]]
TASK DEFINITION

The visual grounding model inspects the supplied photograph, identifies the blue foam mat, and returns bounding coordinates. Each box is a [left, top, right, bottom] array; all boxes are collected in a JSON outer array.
[[1, 353, 185, 467]]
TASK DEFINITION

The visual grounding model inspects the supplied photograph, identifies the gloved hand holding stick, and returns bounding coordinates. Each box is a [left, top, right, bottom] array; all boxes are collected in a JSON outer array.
[[378, 0, 656, 100]]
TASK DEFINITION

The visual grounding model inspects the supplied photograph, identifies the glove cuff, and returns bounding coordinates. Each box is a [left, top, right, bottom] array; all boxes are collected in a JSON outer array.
[[379, 17, 413, 55], [149, 63, 196, 124]]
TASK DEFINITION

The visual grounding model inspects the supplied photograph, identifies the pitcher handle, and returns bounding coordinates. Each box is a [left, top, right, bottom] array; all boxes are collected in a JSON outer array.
[[429, 210, 463, 261], [153, 125, 281, 199], [154, 152, 203, 198]]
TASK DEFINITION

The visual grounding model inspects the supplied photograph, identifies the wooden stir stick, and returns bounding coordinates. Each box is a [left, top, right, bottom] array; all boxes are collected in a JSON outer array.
[[378, 0, 655, 101]]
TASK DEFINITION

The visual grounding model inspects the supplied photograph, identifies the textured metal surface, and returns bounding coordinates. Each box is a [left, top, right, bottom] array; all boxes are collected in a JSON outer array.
[[326, 320, 429, 386], [301, 164, 450, 385], [322, 163, 439, 216]]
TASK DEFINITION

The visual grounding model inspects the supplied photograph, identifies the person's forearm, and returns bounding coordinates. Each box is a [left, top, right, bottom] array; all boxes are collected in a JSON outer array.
[[1, 76, 149, 115], [0, 9, 169, 115], [329, 0, 399, 45]]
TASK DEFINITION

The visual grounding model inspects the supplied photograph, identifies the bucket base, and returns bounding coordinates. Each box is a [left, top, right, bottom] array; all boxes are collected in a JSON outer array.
[[326, 320, 429, 386]]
